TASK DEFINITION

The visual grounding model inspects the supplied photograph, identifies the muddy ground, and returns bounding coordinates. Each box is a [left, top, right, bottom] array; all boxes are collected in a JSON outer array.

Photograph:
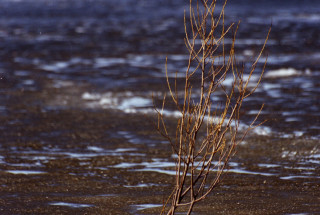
[[0, 84, 319, 214]]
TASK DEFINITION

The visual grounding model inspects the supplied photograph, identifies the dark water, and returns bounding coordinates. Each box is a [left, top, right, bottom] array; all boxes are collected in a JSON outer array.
[[0, 0, 319, 214], [1, 0, 319, 137]]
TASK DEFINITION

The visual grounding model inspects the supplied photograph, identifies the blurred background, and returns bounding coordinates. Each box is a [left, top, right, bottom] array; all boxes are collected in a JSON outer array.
[[0, 0, 319, 137]]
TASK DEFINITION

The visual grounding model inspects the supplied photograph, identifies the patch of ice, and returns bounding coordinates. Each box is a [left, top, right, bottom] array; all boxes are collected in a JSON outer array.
[[64, 152, 99, 159], [94, 57, 126, 68], [286, 213, 309, 215], [40, 62, 69, 72], [160, 109, 182, 118], [124, 183, 159, 188], [219, 74, 260, 88], [285, 117, 301, 122], [119, 97, 151, 110], [239, 141, 248, 145], [114, 159, 275, 177], [280, 175, 320, 180], [227, 168, 275, 176], [262, 83, 281, 90], [263, 83, 282, 99], [307, 159, 320, 164], [281, 151, 297, 158], [134, 204, 162, 211], [243, 49, 254, 56], [264, 88, 282, 98], [69, 57, 91, 65], [114, 148, 137, 152], [284, 166, 315, 171], [247, 110, 268, 115], [27, 156, 56, 161], [265, 68, 301, 78], [22, 80, 35, 85], [13, 148, 144, 162], [112, 162, 140, 168], [137, 168, 177, 175], [118, 131, 143, 144], [6, 170, 46, 175], [49, 202, 93, 208], [252, 126, 272, 136], [265, 55, 296, 65], [112, 159, 177, 175], [99, 96, 118, 107], [63, 150, 145, 159], [159, 108, 272, 136], [257, 163, 281, 168], [52, 80, 74, 88], [112, 160, 176, 169], [6, 0, 24, 2], [9, 161, 42, 167], [127, 54, 154, 67], [216, 162, 276, 176], [306, 153, 320, 165], [222, 76, 234, 87], [82, 92, 152, 111], [169, 54, 189, 61], [35, 35, 65, 42], [300, 81, 313, 89], [81, 91, 273, 136], [282, 111, 305, 116], [272, 13, 320, 24], [309, 153, 320, 159], [194, 38, 276, 46], [280, 133, 294, 139], [87, 146, 104, 152], [293, 131, 304, 137]]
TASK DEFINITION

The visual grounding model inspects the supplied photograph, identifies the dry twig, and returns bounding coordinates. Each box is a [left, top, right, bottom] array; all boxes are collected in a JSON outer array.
[[154, 0, 270, 214]]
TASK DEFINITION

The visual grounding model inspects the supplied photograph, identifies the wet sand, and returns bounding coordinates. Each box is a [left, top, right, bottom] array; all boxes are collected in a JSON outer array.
[[0, 86, 319, 214]]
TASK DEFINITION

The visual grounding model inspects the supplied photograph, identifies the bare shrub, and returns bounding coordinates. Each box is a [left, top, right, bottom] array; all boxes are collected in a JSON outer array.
[[154, 0, 270, 214]]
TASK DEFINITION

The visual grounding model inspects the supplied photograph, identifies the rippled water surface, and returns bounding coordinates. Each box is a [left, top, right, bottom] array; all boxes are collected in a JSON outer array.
[[0, 0, 319, 214]]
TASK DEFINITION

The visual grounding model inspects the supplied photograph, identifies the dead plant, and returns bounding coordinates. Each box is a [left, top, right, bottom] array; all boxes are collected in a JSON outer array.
[[153, 0, 270, 214]]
